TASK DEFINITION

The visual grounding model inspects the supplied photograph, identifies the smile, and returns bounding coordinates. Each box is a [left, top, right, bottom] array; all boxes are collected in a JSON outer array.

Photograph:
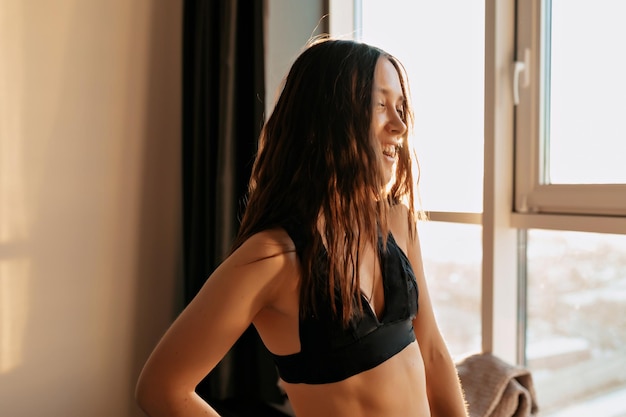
[[382, 143, 402, 159]]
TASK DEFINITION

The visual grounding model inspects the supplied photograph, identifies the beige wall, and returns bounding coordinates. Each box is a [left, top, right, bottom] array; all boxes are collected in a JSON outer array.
[[0, 1, 182, 416]]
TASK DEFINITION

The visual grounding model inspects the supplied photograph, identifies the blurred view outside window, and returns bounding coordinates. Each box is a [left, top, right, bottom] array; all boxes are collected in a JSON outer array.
[[527, 230, 626, 416], [418, 222, 482, 357]]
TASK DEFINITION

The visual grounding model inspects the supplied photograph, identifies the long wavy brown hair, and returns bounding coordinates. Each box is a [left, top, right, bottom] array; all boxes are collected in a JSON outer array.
[[231, 38, 418, 326]]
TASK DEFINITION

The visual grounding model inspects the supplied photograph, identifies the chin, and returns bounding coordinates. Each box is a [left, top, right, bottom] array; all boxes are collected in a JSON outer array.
[[386, 165, 398, 185], [383, 173, 396, 194]]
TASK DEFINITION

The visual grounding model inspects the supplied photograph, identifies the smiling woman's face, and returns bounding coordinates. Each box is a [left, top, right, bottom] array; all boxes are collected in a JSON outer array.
[[370, 57, 407, 186]]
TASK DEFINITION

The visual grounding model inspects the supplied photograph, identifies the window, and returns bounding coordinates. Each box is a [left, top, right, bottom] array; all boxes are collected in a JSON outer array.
[[514, 2, 626, 408], [336, 0, 626, 415], [515, 0, 626, 216], [512, 0, 626, 417]]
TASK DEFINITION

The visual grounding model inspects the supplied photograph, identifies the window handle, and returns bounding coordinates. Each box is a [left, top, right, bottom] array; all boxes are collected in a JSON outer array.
[[513, 48, 531, 105]]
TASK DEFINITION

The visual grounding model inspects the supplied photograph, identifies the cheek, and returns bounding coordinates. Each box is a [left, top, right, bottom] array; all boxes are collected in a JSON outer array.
[[370, 114, 385, 136]]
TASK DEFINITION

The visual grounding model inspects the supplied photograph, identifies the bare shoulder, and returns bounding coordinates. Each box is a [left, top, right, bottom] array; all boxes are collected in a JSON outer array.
[[135, 228, 300, 394], [230, 227, 296, 265], [217, 227, 299, 299], [389, 203, 415, 250]]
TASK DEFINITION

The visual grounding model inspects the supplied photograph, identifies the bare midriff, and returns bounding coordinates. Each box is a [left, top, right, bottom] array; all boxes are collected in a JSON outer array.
[[280, 341, 431, 417]]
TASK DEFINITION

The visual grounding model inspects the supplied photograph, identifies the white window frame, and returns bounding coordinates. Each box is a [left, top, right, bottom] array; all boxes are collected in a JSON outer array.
[[514, 0, 626, 221], [482, 0, 519, 365]]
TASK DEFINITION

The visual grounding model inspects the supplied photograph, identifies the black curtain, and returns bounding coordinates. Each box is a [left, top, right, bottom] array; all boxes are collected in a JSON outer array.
[[182, 0, 283, 410]]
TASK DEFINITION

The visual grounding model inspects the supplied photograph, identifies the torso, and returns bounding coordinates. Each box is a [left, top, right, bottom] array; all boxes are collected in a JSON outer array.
[[252, 206, 431, 417], [281, 342, 429, 417]]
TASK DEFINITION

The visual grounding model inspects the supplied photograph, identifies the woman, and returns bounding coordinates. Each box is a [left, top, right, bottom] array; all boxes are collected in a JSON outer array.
[[136, 37, 468, 417]]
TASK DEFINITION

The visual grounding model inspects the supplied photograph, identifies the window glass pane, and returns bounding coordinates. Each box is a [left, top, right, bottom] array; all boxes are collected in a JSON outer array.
[[418, 221, 482, 357], [544, 0, 626, 184], [526, 229, 626, 416], [360, 0, 484, 212]]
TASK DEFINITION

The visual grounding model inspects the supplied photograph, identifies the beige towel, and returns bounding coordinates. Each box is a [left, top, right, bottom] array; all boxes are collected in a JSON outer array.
[[456, 353, 539, 417]]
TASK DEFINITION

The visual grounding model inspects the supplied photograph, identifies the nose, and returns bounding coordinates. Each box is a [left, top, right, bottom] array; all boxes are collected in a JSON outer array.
[[387, 109, 407, 136]]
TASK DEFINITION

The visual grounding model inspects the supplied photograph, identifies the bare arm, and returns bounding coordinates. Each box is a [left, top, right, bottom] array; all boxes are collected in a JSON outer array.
[[135, 230, 291, 417], [392, 207, 468, 417], [408, 228, 468, 417]]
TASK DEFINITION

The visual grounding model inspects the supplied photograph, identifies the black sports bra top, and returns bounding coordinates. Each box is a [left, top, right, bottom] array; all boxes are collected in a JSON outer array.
[[271, 222, 419, 384]]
